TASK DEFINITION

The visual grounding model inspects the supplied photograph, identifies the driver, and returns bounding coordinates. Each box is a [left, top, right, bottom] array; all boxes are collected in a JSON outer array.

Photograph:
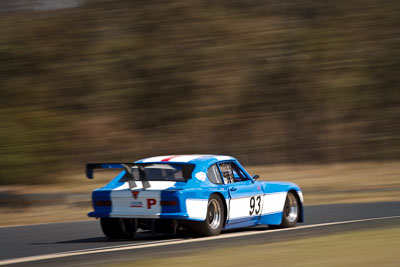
[[219, 163, 234, 184]]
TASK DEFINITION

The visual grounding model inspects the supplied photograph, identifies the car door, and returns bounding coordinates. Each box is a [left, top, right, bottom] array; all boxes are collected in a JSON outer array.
[[218, 161, 264, 227]]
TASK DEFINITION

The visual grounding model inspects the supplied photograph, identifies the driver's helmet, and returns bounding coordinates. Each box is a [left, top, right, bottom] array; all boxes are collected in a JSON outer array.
[[219, 163, 234, 183]]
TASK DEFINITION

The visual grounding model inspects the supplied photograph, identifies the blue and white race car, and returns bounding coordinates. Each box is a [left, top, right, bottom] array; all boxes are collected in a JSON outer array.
[[86, 155, 304, 238]]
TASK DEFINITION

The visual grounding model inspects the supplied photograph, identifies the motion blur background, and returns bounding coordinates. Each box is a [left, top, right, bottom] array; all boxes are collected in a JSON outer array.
[[1, 0, 399, 186]]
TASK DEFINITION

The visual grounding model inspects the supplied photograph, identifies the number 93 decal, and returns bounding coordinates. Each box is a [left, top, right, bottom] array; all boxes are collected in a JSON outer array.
[[249, 196, 262, 215]]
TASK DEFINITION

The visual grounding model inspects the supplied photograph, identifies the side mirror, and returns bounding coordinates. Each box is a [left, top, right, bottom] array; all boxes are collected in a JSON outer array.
[[252, 174, 260, 180]]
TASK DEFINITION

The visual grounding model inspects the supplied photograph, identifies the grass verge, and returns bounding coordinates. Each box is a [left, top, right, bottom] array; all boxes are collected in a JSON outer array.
[[108, 226, 400, 267]]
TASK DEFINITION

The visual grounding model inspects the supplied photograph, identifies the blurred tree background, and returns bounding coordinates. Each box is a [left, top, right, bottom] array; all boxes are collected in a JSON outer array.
[[0, 0, 399, 184]]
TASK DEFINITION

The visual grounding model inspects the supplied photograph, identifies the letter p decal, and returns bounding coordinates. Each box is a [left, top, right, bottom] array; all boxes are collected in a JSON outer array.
[[147, 198, 157, 209]]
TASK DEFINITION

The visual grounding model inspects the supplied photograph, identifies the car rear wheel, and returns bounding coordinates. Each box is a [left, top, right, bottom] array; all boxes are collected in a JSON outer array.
[[187, 194, 225, 236], [100, 218, 137, 239], [278, 192, 299, 228]]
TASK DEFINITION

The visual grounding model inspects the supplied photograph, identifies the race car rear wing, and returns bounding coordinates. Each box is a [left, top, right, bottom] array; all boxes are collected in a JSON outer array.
[[86, 163, 131, 179], [86, 163, 150, 189]]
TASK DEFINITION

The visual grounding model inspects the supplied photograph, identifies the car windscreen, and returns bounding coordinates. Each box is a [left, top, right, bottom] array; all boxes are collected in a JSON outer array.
[[122, 163, 195, 182]]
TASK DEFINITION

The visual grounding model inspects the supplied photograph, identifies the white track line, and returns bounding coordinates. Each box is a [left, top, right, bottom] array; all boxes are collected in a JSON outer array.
[[1, 215, 399, 266], [0, 220, 92, 229]]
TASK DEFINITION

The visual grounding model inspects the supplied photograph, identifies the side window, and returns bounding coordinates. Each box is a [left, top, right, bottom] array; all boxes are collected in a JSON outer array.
[[231, 164, 248, 182], [219, 162, 249, 183], [207, 164, 223, 184]]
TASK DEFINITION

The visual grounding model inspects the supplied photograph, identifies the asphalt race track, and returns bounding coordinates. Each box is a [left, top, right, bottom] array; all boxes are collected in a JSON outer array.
[[1, 202, 399, 266]]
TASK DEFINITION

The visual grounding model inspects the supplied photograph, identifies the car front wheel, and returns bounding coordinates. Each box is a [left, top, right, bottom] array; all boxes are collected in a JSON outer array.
[[279, 192, 300, 228]]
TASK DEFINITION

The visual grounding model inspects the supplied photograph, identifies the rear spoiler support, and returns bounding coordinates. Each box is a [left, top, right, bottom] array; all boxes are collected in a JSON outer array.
[[86, 163, 150, 189]]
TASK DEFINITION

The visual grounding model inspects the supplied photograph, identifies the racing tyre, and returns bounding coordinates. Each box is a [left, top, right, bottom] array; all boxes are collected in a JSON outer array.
[[278, 192, 300, 228], [100, 218, 137, 239], [187, 194, 225, 237]]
